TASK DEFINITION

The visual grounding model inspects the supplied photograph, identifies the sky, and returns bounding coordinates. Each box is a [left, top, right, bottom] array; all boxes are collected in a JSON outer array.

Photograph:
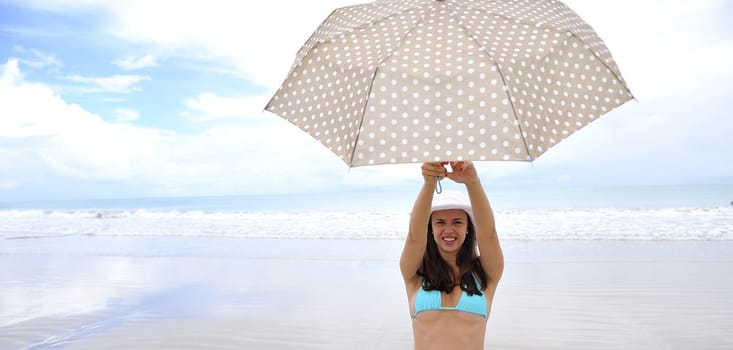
[[1, 0, 732, 202]]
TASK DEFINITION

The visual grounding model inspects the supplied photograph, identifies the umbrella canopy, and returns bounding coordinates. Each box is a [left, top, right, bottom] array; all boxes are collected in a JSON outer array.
[[266, 0, 633, 166]]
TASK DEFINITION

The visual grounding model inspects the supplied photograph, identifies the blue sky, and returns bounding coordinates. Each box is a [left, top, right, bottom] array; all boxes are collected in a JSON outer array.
[[1, 0, 732, 202]]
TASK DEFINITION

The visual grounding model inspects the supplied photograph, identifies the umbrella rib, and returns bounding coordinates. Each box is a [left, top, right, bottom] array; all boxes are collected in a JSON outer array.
[[494, 62, 533, 160], [445, 4, 534, 161], [566, 32, 635, 99], [446, 3, 635, 161], [269, 1, 633, 166], [543, 24, 634, 99], [347, 3, 439, 166], [348, 69, 377, 167], [457, 1, 633, 98]]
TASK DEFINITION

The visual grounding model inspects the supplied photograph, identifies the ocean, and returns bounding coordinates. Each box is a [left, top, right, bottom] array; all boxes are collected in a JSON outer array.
[[1, 184, 731, 241]]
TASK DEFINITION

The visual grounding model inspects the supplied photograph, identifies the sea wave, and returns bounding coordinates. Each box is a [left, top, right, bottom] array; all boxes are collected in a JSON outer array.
[[1, 207, 731, 241]]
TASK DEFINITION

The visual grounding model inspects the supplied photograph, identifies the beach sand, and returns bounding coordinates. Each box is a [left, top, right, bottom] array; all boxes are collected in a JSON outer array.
[[1, 237, 732, 349]]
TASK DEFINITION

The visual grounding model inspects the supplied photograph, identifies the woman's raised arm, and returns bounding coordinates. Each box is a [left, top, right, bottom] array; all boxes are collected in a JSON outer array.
[[447, 161, 504, 286], [399, 162, 446, 283]]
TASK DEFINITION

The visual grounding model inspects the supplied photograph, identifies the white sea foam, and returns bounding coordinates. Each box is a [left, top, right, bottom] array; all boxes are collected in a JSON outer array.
[[1, 207, 731, 240]]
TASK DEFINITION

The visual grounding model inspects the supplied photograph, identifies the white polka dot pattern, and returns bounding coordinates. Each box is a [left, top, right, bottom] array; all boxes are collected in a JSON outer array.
[[266, 0, 633, 166]]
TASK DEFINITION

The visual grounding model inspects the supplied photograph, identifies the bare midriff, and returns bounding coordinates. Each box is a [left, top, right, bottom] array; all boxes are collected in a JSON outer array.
[[412, 310, 486, 350]]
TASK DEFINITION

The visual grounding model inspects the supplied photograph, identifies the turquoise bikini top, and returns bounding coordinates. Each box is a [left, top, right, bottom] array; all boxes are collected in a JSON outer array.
[[412, 276, 487, 320]]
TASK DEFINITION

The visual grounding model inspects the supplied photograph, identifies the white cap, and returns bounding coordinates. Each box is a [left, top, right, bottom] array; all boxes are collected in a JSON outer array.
[[430, 190, 474, 225]]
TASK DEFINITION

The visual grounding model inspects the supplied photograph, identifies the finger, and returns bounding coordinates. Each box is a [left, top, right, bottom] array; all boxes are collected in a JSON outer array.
[[422, 162, 447, 177], [450, 161, 465, 172]]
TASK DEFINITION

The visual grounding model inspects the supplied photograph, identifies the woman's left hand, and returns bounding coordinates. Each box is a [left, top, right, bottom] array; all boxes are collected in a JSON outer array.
[[446, 161, 480, 185]]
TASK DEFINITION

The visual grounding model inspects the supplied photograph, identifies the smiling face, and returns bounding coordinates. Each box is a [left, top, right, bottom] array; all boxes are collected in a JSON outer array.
[[430, 209, 469, 254]]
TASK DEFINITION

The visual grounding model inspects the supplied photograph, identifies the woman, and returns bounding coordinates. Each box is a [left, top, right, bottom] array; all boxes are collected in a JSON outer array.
[[400, 161, 504, 349]]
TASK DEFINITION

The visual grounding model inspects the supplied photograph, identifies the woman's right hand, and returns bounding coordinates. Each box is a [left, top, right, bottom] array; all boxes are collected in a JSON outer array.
[[421, 162, 448, 183]]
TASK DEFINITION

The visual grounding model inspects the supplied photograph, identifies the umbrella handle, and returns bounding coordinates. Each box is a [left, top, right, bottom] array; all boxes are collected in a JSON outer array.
[[435, 177, 442, 194]]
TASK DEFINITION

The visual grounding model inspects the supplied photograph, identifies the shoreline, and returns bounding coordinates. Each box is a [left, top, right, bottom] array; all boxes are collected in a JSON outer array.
[[2, 238, 732, 349]]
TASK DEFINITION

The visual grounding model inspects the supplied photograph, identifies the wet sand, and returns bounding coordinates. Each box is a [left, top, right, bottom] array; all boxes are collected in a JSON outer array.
[[1, 238, 732, 349]]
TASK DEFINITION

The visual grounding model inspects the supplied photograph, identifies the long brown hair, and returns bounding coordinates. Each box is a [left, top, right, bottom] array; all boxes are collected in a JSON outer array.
[[418, 213, 488, 296]]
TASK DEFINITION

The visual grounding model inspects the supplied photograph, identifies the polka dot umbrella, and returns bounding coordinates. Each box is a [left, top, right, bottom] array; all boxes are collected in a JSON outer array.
[[266, 0, 633, 167]]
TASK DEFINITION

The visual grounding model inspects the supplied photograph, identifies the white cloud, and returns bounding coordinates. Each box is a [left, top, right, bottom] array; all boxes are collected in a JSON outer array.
[[181, 93, 270, 121], [566, 0, 733, 102], [0, 59, 354, 199], [14, 46, 63, 70], [0, 58, 23, 86], [1, 60, 168, 180], [63, 74, 151, 93], [11, 0, 732, 100], [93, 0, 352, 88], [113, 54, 158, 70], [12, 0, 364, 88], [2, 0, 732, 201], [114, 108, 140, 122]]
